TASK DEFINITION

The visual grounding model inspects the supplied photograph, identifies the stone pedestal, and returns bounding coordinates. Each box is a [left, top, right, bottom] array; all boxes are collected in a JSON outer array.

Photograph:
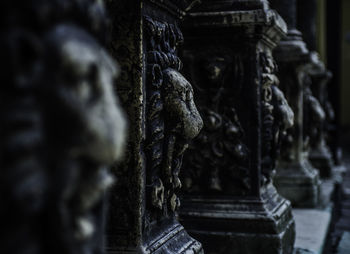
[[296, 0, 336, 178], [106, 1, 203, 253], [271, 0, 321, 208], [308, 148, 334, 179], [181, 183, 295, 254], [306, 55, 334, 178], [275, 160, 320, 207], [178, 2, 295, 253]]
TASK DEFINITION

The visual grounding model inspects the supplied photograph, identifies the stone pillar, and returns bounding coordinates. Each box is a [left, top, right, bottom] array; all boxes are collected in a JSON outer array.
[[297, 0, 335, 178], [270, 0, 297, 31], [106, 1, 203, 253], [297, 0, 317, 51], [0, 1, 127, 254], [178, 1, 295, 253], [270, 0, 321, 207], [304, 55, 335, 178], [326, 0, 343, 166]]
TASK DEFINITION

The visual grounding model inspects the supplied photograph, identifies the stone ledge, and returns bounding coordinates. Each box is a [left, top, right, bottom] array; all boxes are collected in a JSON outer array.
[[337, 231, 350, 254], [292, 208, 332, 254], [291, 174, 343, 254]]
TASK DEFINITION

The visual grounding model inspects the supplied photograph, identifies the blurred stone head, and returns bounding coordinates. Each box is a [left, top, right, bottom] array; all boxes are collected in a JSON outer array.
[[45, 25, 126, 164]]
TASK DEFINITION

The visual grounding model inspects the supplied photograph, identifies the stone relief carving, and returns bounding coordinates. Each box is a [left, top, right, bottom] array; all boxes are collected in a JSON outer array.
[[0, 1, 126, 254], [163, 69, 203, 211], [144, 16, 203, 215], [303, 75, 326, 153], [260, 53, 294, 183], [181, 49, 251, 195], [274, 64, 301, 164], [272, 86, 295, 138], [304, 53, 335, 164]]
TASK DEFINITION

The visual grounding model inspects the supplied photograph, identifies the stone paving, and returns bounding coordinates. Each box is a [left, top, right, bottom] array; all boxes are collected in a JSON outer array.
[[293, 208, 332, 253], [337, 232, 350, 254], [329, 152, 350, 253]]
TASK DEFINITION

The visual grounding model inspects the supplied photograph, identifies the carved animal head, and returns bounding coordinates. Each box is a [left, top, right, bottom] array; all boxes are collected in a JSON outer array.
[[45, 25, 126, 164], [1, 1, 126, 254], [39, 25, 127, 252], [163, 68, 203, 140]]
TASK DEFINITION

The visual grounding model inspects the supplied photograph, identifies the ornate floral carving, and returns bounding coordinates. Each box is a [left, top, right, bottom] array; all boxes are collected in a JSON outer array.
[[181, 49, 251, 195], [260, 52, 294, 183]]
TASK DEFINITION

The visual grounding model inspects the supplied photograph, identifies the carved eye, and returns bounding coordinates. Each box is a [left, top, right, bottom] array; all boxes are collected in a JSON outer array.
[[82, 63, 101, 102]]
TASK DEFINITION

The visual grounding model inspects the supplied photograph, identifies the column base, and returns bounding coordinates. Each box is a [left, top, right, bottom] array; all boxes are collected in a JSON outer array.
[[179, 183, 295, 254], [309, 147, 335, 178], [274, 159, 321, 208], [107, 219, 203, 254], [142, 219, 203, 254]]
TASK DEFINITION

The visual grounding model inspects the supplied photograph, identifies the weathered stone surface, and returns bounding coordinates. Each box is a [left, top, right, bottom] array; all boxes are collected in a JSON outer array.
[[106, 0, 203, 253], [106, 1, 144, 251], [1, 1, 346, 254], [180, 183, 295, 254], [178, 2, 295, 253], [293, 209, 332, 254], [337, 231, 350, 254], [190, 0, 270, 12]]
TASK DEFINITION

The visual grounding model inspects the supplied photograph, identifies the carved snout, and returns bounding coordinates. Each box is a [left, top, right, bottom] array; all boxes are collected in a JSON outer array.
[[163, 68, 203, 140]]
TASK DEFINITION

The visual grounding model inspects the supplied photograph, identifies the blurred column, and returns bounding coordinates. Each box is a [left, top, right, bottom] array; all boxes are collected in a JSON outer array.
[[297, 0, 336, 178], [270, 0, 321, 207], [297, 0, 317, 51], [326, 0, 343, 165]]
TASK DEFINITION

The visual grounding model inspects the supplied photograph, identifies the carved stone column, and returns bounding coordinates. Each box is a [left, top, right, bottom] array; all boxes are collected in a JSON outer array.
[[303, 55, 335, 178], [270, 0, 321, 207], [106, 1, 203, 253], [297, 0, 335, 178], [178, 1, 296, 253], [0, 1, 127, 254]]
